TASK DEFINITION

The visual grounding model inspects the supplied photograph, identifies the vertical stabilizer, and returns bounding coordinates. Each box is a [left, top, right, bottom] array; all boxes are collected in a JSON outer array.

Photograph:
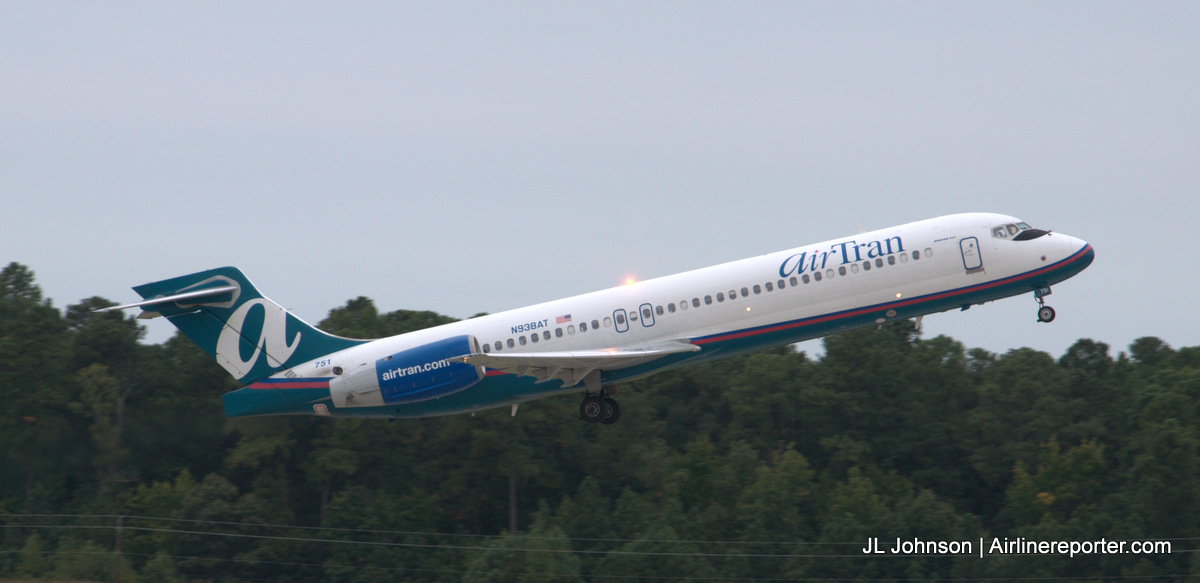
[[122, 267, 365, 384]]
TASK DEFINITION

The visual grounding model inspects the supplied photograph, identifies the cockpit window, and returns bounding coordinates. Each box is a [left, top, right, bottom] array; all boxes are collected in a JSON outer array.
[[1013, 227, 1049, 241], [993, 221, 1045, 240]]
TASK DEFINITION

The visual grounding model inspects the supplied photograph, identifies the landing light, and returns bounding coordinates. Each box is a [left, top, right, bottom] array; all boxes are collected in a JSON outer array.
[[625, 277, 636, 286], [896, 292, 903, 298]]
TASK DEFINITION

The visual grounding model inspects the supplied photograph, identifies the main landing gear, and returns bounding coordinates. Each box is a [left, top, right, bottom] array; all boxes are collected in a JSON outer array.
[[1035, 287, 1056, 323], [580, 388, 621, 425]]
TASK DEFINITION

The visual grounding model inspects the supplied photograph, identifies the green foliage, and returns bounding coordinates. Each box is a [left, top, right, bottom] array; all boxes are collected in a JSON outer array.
[[1, 262, 1197, 581], [464, 503, 583, 583]]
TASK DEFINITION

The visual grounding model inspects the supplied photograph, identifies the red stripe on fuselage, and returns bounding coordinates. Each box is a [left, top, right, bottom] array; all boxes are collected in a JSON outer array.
[[248, 380, 330, 389]]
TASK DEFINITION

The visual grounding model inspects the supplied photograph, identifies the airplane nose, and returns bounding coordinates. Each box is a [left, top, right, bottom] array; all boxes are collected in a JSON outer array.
[[1059, 233, 1094, 271]]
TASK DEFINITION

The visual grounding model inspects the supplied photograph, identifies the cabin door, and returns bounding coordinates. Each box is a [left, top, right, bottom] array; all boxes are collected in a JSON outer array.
[[959, 237, 983, 272]]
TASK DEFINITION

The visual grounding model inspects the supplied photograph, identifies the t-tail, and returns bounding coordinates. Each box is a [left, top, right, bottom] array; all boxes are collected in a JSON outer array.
[[99, 267, 365, 385]]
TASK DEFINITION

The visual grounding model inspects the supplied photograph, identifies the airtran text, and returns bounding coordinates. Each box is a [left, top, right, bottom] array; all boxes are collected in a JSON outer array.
[[779, 236, 904, 278]]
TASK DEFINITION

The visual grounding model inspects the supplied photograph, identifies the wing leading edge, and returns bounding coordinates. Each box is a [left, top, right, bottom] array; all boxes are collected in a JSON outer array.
[[450, 340, 700, 387]]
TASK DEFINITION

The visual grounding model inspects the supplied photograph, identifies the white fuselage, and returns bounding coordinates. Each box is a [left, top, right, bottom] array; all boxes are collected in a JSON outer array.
[[235, 212, 1092, 419]]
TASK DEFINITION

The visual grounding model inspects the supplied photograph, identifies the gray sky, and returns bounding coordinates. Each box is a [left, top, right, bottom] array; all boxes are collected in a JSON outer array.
[[3, 2, 1197, 359]]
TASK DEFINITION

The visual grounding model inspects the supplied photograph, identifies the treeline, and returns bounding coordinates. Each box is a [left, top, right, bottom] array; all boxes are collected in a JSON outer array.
[[1, 261, 1198, 582]]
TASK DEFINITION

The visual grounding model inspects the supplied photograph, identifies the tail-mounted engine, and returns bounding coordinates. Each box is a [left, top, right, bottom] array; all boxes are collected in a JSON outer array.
[[329, 335, 483, 408]]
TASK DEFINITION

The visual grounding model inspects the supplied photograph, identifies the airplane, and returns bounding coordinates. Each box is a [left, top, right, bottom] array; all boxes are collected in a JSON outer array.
[[99, 212, 1093, 424]]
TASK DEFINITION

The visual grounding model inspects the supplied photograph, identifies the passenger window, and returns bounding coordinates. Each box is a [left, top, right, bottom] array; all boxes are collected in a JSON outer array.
[[580, 322, 588, 332], [483, 344, 491, 353], [888, 256, 896, 265], [826, 269, 835, 279], [668, 303, 676, 313], [629, 312, 637, 322], [642, 307, 653, 319], [789, 277, 798, 287], [851, 264, 859, 274], [813, 271, 822, 282], [555, 328, 563, 338], [543, 331, 551, 340], [717, 292, 725, 302], [900, 253, 909, 263], [519, 336, 527, 346], [616, 312, 626, 325], [765, 282, 773, 292], [913, 250, 921, 260], [778, 279, 786, 289], [875, 258, 883, 268], [692, 298, 700, 308], [568, 325, 576, 335], [704, 295, 712, 305], [863, 261, 871, 271], [741, 287, 749, 297], [495, 341, 503, 351], [680, 301, 688, 311], [924, 247, 932, 257], [728, 289, 737, 299], [507, 338, 515, 348], [802, 274, 810, 284], [531, 333, 538, 343], [753, 284, 761, 294], [838, 266, 847, 276], [656, 305, 664, 316]]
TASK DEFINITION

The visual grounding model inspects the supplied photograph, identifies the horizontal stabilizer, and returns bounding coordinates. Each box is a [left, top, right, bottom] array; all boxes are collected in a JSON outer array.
[[451, 340, 700, 387], [94, 285, 239, 317]]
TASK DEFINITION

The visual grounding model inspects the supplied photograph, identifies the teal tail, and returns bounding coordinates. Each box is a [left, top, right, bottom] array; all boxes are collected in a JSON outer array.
[[115, 267, 365, 385]]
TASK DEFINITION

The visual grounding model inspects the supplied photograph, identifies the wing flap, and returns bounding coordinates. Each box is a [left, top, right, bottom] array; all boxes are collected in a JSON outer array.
[[450, 340, 700, 386]]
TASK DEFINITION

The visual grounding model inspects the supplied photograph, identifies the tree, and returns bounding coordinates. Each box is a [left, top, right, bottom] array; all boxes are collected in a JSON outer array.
[[76, 364, 128, 498], [463, 504, 583, 583], [319, 296, 458, 338], [0, 263, 76, 510], [1129, 336, 1174, 367]]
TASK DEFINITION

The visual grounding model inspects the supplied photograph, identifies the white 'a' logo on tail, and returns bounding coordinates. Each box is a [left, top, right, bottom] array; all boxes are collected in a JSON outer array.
[[215, 299, 301, 380]]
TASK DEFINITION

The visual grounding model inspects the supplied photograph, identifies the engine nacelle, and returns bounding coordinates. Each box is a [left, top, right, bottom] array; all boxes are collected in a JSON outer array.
[[329, 335, 483, 408]]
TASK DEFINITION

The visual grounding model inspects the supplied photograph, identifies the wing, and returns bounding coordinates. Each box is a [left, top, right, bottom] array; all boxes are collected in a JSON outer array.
[[450, 339, 700, 387]]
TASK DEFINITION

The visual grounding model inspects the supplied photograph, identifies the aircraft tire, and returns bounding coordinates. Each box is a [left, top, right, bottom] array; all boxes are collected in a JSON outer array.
[[1037, 306, 1056, 323], [601, 398, 621, 425], [580, 395, 606, 423]]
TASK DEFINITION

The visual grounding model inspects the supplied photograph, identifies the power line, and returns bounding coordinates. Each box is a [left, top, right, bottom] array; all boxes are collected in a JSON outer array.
[[1, 513, 860, 548], [5, 513, 1194, 583]]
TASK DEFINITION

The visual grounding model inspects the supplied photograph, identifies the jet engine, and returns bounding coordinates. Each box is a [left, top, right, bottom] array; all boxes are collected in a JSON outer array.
[[329, 335, 483, 408]]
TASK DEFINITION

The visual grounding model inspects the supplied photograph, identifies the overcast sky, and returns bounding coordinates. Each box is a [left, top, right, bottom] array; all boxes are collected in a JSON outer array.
[[3, 2, 1197, 359]]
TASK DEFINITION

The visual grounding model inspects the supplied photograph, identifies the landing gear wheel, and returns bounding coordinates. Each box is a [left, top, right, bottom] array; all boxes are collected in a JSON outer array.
[[600, 397, 621, 425], [1037, 305, 1056, 323], [580, 395, 606, 423]]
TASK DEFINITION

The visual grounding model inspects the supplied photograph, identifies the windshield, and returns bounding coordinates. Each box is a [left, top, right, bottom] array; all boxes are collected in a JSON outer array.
[[991, 221, 1048, 241]]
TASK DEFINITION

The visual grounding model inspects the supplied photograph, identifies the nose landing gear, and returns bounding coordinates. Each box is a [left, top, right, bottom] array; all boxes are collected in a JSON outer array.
[[1035, 287, 1056, 323]]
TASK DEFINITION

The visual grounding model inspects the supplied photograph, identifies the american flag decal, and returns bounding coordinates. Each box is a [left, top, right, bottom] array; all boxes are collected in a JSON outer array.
[[556, 314, 572, 324]]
